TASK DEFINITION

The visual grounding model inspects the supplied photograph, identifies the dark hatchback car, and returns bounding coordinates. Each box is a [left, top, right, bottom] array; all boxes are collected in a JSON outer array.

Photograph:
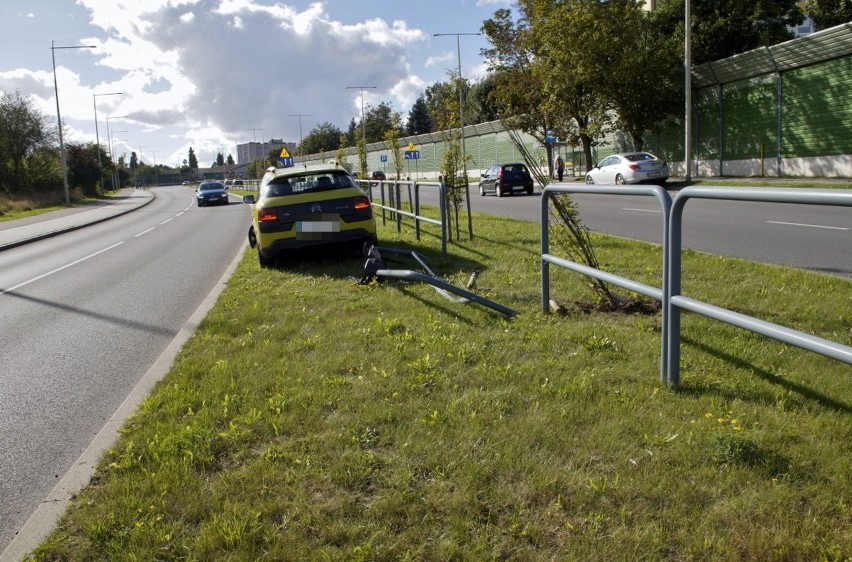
[[478, 163, 535, 196], [196, 180, 229, 206]]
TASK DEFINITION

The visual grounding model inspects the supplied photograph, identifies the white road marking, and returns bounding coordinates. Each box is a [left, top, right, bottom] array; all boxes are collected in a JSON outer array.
[[134, 227, 155, 237], [1, 242, 124, 295], [623, 208, 663, 213], [160, 218, 173, 225], [766, 220, 847, 231]]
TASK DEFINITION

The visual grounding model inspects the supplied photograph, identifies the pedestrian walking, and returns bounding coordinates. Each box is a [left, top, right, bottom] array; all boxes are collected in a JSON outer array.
[[555, 155, 564, 182]]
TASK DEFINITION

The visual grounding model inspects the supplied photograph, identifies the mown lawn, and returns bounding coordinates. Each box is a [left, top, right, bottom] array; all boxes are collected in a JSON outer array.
[[32, 207, 851, 561]]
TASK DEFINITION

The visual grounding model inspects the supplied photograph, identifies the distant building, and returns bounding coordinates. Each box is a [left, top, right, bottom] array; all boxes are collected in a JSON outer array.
[[236, 139, 296, 165]]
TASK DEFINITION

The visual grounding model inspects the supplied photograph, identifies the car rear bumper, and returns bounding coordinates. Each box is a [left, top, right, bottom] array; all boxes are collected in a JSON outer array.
[[258, 226, 377, 258]]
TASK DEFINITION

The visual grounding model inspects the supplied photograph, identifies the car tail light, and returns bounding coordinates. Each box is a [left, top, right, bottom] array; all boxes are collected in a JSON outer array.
[[629, 164, 641, 171], [498, 168, 504, 178], [258, 208, 277, 222], [353, 196, 371, 211]]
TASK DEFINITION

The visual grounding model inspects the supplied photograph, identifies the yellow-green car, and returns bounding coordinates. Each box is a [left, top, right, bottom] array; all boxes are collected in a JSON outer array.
[[243, 163, 378, 267]]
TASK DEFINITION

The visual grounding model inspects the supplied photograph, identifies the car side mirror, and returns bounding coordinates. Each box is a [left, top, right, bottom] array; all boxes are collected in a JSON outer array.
[[243, 195, 256, 204]]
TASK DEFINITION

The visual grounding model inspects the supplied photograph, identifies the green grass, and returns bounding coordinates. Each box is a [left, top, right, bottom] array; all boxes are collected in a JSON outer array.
[[0, 190, 114, 222], [31, 209, 851, 561]]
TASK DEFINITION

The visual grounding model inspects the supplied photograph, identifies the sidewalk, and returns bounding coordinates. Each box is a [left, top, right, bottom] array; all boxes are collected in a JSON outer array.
[[0, 189, 155, 251]]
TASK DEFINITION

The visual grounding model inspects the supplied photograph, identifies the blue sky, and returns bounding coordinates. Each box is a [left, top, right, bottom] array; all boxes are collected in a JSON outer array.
[[0, 0, 510, 168]]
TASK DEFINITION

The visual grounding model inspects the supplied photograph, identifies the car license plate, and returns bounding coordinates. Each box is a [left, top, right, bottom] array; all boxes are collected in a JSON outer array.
[[647, 172, 660, 178], [297, 220, 340, 233]]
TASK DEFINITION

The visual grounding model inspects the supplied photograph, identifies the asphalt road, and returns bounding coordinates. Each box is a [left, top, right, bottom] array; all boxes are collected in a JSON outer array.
[[0, 186, 250, 553], [402, 183, 851, 278]]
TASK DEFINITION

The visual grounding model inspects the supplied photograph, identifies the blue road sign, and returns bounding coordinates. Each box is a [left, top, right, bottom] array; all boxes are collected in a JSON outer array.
[[380, 154, 388, 163], [404, 150, 420, 160], [277, 157, 294, 167]]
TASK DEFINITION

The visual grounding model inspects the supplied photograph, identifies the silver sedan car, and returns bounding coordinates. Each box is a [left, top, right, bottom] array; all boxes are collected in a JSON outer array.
[[585, 152, 669, 186]]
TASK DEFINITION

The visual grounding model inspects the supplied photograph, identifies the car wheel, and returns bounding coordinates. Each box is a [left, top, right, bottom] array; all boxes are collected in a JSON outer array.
[[479, 183, 485, 196], [615, 174, 625, 185], [585, 175, 594, 185], [496, 183, 503, 197], [526, 186, 534, 195], [258, 247, 275, 269], [247, 226, 257, 248]]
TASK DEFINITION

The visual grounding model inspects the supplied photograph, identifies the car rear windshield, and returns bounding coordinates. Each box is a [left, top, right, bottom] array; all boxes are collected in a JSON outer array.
[[502, 164, 528, 174], [200, 182, 224, 191], [264, 172, 356, 197], [624, 153, 655, 162]]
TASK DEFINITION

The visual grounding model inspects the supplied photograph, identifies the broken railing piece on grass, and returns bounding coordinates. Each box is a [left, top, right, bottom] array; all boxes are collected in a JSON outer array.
[[358, 246, 517, 318]]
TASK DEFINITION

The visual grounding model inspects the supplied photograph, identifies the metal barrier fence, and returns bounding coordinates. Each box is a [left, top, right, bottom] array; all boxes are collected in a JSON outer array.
[[541, 185, 852, 387], [665, 187, 852, 385], [541, 185, 672, 384], [359, 179, 448, 255]]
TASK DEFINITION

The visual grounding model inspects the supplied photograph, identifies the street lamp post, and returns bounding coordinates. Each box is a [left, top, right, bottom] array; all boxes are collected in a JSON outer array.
[[52, 40, 96, 205], [109, 129, 127, 190], [106, 114, 128, 189], [346, 86, 376, 172], [433, 32, 480, 239], [289, 114, 310, 163], [93, 92, 123, 195]]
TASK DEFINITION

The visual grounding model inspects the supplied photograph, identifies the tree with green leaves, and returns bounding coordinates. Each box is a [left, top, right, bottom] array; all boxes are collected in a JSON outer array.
[[430, 75, 472, 240], [226, 154, 235, 166], [215, 152, 224, 167], [653, 0, 804, 65], [247, 157, 269, 180], [187, 147, 198, 170], [603, 2, 683, 151], [66, 142, 101, 196], [335, 135, 350, 172], [298, 122, 344, 156], [802, 0, 852, 30], [0, 91, 55, 194], [383, 114, 405, 180], [406, 95, 433, 136], [360, 102, 403, 144], [481, 7, 555, 169]]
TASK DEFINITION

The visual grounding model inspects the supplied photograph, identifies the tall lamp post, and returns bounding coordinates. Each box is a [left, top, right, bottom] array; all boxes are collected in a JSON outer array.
[[109, 128, 127, 189], [346, 85, 376, 173], [93, 92, 123, 195], [289, 113, 310, 163], [52, 40, 96, 205], [106, 114, 128, 190], [433, 32, 480, 239]]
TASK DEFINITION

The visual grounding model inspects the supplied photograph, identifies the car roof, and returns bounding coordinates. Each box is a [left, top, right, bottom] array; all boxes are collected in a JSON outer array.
[[265, 163, 348, 180]]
